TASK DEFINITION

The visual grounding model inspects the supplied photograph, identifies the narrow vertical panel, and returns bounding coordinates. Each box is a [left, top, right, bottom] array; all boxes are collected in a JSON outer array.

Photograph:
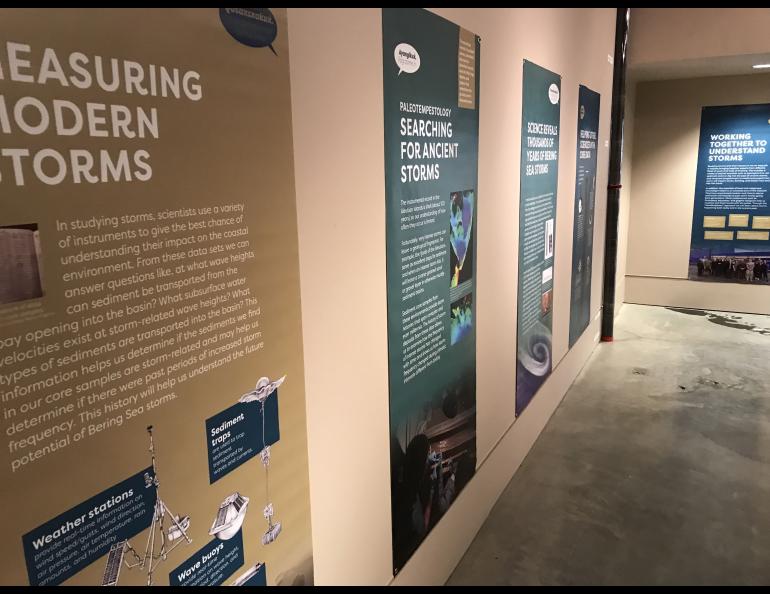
[[569, 85, 600, 347], [382, 7, 480, 575], [516, 60, 561, 417]]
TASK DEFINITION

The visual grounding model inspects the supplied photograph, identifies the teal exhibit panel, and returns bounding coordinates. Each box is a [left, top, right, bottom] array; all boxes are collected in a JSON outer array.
[[689, 103, 770, 284], [515, 60, 561, 417], [0, 8, 313, 586], [568, 85, 600, 347], [382, 7, 480, 575]]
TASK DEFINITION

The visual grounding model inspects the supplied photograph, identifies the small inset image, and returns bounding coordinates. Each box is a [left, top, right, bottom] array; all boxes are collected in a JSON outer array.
[[541, 288, 553, 315], [542, 265, 553, 285], [450, 293, 473, 345], [544, 218, 554, 259], [0, 223, 44, 305], [449, 190, 475, 288]]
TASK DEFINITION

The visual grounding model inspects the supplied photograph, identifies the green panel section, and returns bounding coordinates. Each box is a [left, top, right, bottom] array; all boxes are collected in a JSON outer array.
[[382, 7, 480, 575]]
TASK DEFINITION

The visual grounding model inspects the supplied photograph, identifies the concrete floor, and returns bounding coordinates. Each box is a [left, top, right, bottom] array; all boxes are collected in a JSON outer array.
[[448, 303, 770, 586]]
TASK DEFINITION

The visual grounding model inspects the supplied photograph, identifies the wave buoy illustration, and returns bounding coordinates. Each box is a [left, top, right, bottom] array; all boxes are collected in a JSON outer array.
[[518, 323, 552, 377], [209, 492, 250, 541]]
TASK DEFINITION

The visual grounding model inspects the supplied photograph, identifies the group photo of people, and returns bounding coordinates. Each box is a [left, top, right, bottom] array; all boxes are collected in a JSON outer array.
[[692, 255, 770, 283], [390, 370, 477, 572]]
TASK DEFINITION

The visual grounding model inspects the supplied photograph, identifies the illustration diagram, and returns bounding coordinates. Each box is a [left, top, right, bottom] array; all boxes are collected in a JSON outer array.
[[101, 426, 192, 586], [231, 563, 267, 586], [209, 493, 250, 541], [239, 376, 286, 546]]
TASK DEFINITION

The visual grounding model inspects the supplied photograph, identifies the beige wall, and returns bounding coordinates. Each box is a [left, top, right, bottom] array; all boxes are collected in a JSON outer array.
[[289, 8, 616, 585], [615, 76, 636, 316], [629, 9, 770, 66], [624, 73, 770, 314]]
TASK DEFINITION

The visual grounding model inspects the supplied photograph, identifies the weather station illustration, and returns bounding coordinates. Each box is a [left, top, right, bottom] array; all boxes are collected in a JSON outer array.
[[102, 426, 192, 587]]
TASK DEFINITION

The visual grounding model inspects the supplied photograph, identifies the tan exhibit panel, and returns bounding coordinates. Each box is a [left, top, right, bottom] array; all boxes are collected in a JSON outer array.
[[0, 8, 313, 587]]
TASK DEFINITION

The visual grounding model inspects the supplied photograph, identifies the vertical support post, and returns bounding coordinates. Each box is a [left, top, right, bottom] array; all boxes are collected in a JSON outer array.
[[601, 7, 631, 341]]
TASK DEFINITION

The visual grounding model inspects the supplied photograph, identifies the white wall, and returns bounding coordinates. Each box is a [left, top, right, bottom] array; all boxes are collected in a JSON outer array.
[[624, 73, 770, 315], [289, 8, 616, 585]]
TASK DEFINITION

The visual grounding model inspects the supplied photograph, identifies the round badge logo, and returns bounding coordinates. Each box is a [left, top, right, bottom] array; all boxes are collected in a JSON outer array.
[[548, 83, 560, 105], [394, 43, 420, 76], [220, 8, 278, 54]]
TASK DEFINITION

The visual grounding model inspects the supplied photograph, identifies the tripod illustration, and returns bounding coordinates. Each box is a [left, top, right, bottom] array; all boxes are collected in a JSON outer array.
[[102, 426, 192, 586]]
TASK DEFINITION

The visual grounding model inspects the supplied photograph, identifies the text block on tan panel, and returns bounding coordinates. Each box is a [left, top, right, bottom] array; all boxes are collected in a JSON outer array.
[[752, 215, 770, 229]]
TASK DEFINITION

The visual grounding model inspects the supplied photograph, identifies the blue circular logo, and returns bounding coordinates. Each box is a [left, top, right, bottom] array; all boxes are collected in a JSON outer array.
[[220, 8, 278, 54]]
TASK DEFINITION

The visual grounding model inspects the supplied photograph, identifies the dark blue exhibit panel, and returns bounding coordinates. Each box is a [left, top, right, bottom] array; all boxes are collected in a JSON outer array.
[[205, 391, 279, 483], [169, 530, 244, 586], [22, 467, 156, 586], [689, 104, 770, 270]]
